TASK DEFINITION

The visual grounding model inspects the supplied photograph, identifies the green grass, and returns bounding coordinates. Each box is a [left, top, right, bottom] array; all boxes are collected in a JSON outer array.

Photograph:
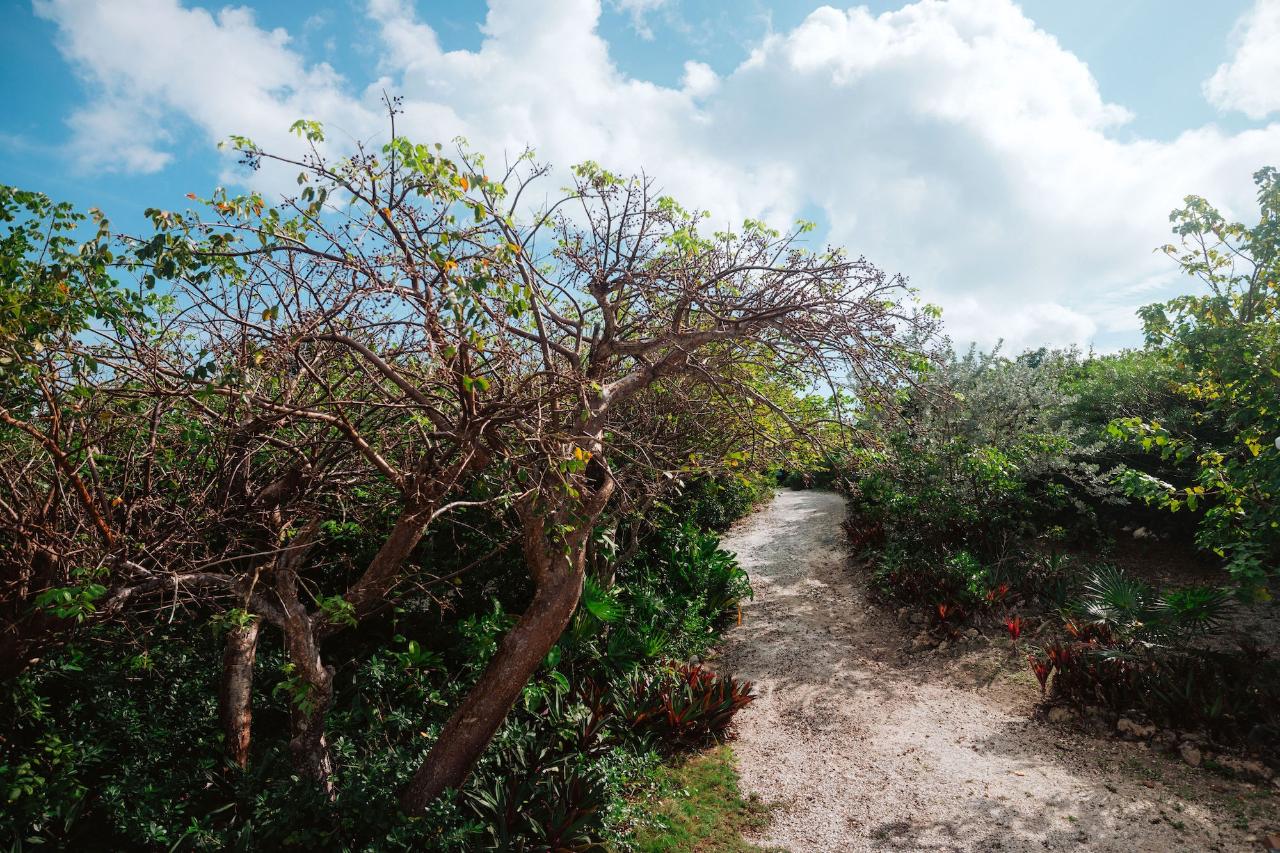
[[630, 745, 779, 853]]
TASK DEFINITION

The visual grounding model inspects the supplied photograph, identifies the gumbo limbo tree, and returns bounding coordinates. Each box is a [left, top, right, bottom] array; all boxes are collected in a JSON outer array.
[[5, 115, 932, 808], [0, 188, 290, 689]]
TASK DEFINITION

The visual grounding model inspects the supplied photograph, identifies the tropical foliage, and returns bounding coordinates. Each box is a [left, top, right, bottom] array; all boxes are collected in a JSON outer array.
[[1110, 167, 1280, 591], [843, 169, 1279, 772], [1, 110, 924, 848], [2, 96, 1278, 848]]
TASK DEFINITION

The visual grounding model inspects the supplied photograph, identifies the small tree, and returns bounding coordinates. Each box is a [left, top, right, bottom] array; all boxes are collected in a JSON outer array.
[[397, 160, 933, 807], [1111, 166, 1280, 591], [94, 114, 932, 804]]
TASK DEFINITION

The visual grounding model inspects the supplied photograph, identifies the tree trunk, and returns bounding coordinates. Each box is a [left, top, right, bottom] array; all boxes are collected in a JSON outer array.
[[283, 633, 336, 792], [278, 601, 335, 792], [399, 545, 586, 813], [278, 603, 336, 793], [218, 619, 261, 769], [270, 522, 336, 793], [325, 500, 434, 635], [400, 439, 614, 813]]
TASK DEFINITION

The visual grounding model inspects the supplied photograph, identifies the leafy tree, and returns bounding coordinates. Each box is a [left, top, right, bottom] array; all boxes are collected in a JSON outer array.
[[1111, 167, 1280, 591], [0, 187, 159, 678], [850, 345, 1117, 559], [62, 111, 932, 809]]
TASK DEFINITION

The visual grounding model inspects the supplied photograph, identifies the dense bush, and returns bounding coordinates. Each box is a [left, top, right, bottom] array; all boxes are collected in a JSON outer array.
[[845, 346, 1133, 621], [1032, 567, 1279, 768], [847, 347, 1119, 562], [1108, 168, 1280, 591], [1, 475, 766, 850], [671, 474, 775, 532], [781, 467, 838, 490]]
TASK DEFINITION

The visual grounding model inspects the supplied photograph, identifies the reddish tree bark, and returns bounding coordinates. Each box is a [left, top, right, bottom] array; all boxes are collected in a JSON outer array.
[[266, 523, 337, 792], [400, 474, 614, 813], [218, 619, 262, 769], [399, 539, 588, 811]]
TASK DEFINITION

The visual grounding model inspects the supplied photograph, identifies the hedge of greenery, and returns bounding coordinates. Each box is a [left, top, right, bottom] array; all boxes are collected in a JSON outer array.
[[2, 479, 766, 850]]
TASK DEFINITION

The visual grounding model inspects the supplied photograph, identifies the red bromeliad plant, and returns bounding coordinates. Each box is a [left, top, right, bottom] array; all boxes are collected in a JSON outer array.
[[570, 678, 615, 756], [1004, 615, 1024, 642], [933, 601, 966, 625], [1028, 653, 1052, 694], [1045, 642, 1074, 670], [623, 663, 755, 744], [1063, 618, 1112, 645]]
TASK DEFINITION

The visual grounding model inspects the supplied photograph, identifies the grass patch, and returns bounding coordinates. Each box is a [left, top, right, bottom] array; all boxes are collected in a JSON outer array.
[[630, 745, 778, 852]]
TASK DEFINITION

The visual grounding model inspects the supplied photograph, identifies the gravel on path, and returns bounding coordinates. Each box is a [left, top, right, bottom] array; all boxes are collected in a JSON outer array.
[[718, 489, 1273, 852]]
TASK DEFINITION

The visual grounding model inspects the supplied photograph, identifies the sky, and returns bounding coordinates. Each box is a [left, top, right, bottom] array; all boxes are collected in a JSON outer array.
[[2, 0, 1278, 352]]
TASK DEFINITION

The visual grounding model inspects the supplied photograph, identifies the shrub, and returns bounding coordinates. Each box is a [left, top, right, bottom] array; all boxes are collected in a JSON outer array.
[[1045, 643, 1280, 767], [782, 467, 837, 490], [658, 524, 753, 618], [845, 347, 1133, 617], [596, 524, 752, 665], [870, 544, 1033, 612], [1068, 566, 1231, 646], [1107, 167, 1280, 591], [847, 347, 1119, 558], [1035, 566, 1278, 768], [465, 723, 611, 851], [620, 664, 755, 746], [1, 490, 760, 850], [673, 475, 774, 532]]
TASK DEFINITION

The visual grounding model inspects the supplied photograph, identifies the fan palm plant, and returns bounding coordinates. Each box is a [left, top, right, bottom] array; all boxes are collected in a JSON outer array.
[[1071, 565, 1231, 648]]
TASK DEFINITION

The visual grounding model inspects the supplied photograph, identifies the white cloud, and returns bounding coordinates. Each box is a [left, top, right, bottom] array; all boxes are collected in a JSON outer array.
[[34, 0, 1280, 351], [943, 299, 1097, 352], [65, 100, 172, 174], [610, 0, 671, 40], [34, 0, 370, 180], [1204, 0, 1280, 119], [681, 61, 719, 98]]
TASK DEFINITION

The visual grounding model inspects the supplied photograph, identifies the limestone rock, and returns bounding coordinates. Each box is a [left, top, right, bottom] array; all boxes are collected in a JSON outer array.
[[1046, 706, 1075, 724], [1116, 717, 1157, 740], [1214, 755, 1274, 781]]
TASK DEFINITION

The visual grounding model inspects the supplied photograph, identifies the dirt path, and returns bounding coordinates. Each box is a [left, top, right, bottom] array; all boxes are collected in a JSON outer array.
[[718, 489, 1275, 852]]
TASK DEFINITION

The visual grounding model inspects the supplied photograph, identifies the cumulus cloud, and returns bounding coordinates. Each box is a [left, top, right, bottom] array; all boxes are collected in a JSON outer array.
[[34, 0, 370, 179], [944, 299, 1097, 353], [610, 0, 671, 40], [65, 100, 172, 174], [1204, 0, 1280, 119], [34, 0, 1280, 351], [681, 61, 719, 98]]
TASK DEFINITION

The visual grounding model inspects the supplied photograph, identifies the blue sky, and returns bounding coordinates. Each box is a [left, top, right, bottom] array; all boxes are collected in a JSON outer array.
[[2, 0, 1278, 350]]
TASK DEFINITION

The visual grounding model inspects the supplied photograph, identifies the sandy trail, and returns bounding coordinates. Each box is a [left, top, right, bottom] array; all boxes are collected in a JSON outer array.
[[718, 489, 1271, 852]]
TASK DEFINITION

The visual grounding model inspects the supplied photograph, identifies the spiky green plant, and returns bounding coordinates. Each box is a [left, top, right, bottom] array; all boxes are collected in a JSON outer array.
[[1070, 565, 1231, 647]]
